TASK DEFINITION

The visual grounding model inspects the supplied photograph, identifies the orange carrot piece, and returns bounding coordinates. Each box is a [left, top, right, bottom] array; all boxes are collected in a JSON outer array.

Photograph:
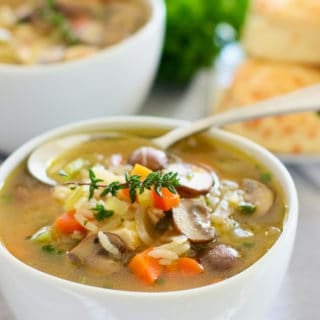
[[128, 248, 163, 285], [131, 164, 152, 180], [165, 261, 179, 273], [152, 187, 180, 211], [177, 257, 204, 275], [54, 210, 85, 233], [117, 188, 132, 202]]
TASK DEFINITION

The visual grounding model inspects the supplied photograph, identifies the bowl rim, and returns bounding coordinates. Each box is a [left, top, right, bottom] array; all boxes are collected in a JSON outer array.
[[0, 0, 165, 74], [0, 116, 298, 298]]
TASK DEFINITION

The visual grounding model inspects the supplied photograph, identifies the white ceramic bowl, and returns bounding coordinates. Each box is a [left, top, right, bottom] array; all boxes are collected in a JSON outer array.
[[0, 117, 298, 320], [0, 0, 165, 153]]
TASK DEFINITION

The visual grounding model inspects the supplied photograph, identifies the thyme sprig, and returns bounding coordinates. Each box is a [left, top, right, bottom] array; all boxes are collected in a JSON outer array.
[[63, 169, 180, 202], [92, 203, 114, 221]]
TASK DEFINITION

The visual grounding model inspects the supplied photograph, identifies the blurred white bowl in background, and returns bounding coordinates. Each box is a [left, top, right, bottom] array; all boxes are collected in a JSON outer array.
[[0, 0, 165, 152]]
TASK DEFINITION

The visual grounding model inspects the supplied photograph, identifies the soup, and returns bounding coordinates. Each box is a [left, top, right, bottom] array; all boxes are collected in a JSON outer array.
[[0, 0, 150, 65], [0, 131, 286, 292]]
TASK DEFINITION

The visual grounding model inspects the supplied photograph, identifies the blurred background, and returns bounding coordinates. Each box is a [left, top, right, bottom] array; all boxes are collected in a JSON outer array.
[[157, 0, 249, 85]]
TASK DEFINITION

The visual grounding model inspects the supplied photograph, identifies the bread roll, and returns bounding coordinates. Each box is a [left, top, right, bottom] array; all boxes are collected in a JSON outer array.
[[216, 59, 320, 154], [242, 0, 320, 65]]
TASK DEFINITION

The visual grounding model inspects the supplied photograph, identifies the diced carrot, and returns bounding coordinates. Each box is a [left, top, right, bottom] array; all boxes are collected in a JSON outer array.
[[165, 261, 179, 273], [131, 164, 152, 180], [152, 187, 180, 211], [54, 210, 85, 233], [66, 209, 76, 217], [128, 248, 163, 285], [177, 257, 204, 275], [117, 188, 132, 202]]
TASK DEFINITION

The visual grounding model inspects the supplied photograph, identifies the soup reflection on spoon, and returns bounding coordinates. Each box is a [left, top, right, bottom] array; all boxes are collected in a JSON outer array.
[[28, 84, 320, 185]]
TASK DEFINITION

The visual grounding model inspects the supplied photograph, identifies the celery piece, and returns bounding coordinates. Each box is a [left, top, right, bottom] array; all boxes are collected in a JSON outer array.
[[105, 197, 129, 215], [64, 187, 85, 211], [64, 158, 87, 178], [137, 189, 153, 208], [30, 226, 53, 243]]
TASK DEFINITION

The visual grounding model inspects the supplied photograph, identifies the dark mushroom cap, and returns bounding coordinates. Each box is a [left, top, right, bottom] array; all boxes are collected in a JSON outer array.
[[172, 199, 215, 243], [67, 232, 128, 274], [241, 178, 274, 216], [165, 163, 214, 198], [200, 244, 239, 271], [128, 147, 168, 171]]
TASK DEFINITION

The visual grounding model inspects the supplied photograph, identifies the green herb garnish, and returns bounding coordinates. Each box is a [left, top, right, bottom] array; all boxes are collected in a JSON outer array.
[[100, 181, 125, 197], [67, 169, 180, 203], [41, 244, 65, 255], [88, 168, 104, 199], [92, 203, 114, 221], [41, 244, 55, 254], [260, 172, 272, 183], [40, 0, 80, 45], [57, 249, 65, 255], [238, 202, 256, 214], [242, 242, 255, 248]]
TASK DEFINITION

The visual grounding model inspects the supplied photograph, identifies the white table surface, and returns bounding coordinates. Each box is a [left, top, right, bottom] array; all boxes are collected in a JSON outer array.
[[0, 73, 319, 319]]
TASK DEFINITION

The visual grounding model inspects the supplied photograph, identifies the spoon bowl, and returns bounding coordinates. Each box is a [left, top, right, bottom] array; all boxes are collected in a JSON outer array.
[[28, 84, 320, 185]]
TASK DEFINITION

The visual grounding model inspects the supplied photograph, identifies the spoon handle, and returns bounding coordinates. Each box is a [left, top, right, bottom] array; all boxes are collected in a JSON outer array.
[[153, 84, 320, 149]]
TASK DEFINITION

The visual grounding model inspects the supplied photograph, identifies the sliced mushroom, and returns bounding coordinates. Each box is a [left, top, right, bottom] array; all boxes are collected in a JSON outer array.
[[128, 147, 168, 171], [68, 232, 127, 274], [98, 231, 127, 259], [241, 178, 274, 216], [166, 163, 214, 197], [172, 199, 215, 243], [200, 244, 239, 271]]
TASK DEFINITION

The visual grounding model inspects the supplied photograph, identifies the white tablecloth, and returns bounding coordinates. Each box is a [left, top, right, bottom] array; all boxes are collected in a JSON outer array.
[[1, 76, 319, 319]]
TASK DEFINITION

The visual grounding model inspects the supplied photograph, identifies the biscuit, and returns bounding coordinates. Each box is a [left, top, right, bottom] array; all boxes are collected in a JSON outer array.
[[242, 0, 320, 65], [216, 59, 320, 154]]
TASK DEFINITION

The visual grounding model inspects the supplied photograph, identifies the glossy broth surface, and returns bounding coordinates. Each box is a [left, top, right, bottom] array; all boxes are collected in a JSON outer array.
[[0, 131, 286, 292]]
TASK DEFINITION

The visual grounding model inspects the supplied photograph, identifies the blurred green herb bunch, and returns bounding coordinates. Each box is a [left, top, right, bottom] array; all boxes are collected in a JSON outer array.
[[158, 0, 249, 85]]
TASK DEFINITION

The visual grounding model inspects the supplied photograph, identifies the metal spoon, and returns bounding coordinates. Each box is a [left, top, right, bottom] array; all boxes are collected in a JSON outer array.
[[28, 84, 320, 185]]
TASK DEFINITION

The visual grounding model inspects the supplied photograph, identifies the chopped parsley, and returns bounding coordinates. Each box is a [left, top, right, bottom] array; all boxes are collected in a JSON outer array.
[[242, 242, 255, 248], [92, 203, 114, 221], [260, 172, 272, 183], [41, 244, 65, 255], [238, 202, 256, 214], [41, 244, 55, 254]]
